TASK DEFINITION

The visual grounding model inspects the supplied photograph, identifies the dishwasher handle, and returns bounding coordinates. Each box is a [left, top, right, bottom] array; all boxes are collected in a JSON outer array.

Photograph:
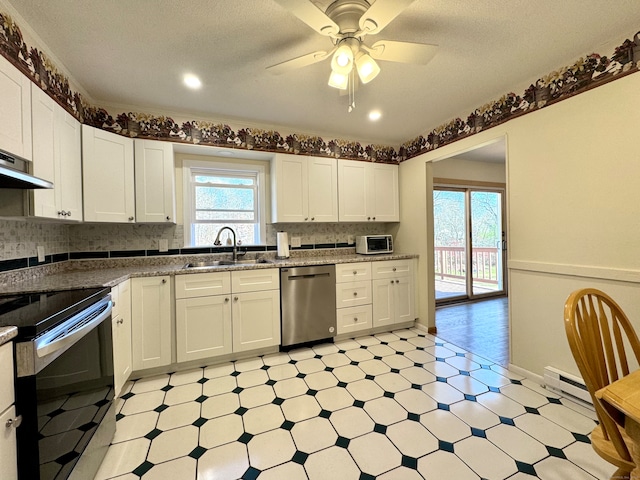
[[287, 272, 331, 280]]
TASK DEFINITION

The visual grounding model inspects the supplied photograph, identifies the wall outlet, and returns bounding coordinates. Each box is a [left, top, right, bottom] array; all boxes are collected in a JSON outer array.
[[290, 236, 302, 248], [37, 245, 45, 262], [159, 239, 169, 252], [348, 235, 355, 245]]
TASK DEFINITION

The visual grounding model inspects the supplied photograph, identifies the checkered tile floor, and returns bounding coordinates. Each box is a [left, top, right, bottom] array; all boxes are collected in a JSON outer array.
[[95, 329, 614, 479]]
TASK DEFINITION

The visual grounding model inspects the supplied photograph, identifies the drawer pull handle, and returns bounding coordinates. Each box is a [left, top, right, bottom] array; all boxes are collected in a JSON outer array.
[[390, 280, 394, 284], [225, 298, 229, 303], [353, 271, 357, 275], [117, 318, 124, 324], [392, 267, 397, 272], [396, 280, 400, 284], [6, 415, 22, 429], [353, 292, 358, 296], [354, 317, 358, 322]]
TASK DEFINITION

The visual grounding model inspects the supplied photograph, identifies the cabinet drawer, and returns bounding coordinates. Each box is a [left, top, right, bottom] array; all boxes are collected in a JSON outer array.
[[337, 305, 372, 335], [336, 281, 372, 308], [0, 343, 14, 412], [176, 272, 231, 299], [371, 259, 413, 279], [335, 262, 371, 283], [231, 268, 279, 293]]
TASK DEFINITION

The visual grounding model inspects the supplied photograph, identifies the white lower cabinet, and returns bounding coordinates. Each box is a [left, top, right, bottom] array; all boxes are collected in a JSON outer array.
[[336, 262, 372, 335], [175, 269, 280, 362], [0, 342, 17, 480], [372, 260, 415, 327], [131, 276, 171, 371], [112, 280, 132, 396]]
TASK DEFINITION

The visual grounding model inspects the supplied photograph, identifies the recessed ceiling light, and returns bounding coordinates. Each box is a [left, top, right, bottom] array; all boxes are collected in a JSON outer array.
[[369, 110, 382, 121], [183, 74, 202, 89]]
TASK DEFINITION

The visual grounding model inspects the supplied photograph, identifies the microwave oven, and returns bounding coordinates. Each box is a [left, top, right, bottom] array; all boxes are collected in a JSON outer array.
[[355, 235, 393, 254]]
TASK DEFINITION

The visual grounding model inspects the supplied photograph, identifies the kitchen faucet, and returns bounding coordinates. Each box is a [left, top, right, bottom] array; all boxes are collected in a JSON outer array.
[[213, 226, 244, 261]]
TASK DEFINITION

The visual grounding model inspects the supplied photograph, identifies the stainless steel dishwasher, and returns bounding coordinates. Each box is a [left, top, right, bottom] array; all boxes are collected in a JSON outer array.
[[280, 264, 336, 346]]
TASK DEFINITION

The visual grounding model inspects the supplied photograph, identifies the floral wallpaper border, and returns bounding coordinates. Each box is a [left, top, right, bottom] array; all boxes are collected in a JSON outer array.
[[1, 9, 639, 164]]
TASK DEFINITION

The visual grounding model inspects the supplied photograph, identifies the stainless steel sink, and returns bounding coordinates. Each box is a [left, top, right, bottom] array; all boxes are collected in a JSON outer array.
[[183, 258, 272, 269]]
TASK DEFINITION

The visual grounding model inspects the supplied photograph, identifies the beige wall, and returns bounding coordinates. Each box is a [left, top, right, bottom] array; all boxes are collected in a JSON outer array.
[[397, 72, 640, 378], [432, 157, 506, 184]]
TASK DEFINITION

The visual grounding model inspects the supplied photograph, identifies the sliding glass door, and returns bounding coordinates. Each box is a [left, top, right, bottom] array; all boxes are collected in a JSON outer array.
[[434, 187, 506, 303]]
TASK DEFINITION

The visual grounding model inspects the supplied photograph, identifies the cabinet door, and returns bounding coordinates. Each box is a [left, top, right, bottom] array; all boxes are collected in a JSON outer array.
[[0, 405, 18, 480], [113, 280, 132, 396], [368, 163, 399, 222], [134, 139, 176, 223], [394, 276, 415, 324], [31, 85, 57, 218], [131, 276, 171, 371], [0, 343, 14, 413], [56, 108, 83, 221], [271, 154, 308, 223], [338, 159, 369, 222], [372, 278, 395, 328], [232, 290, 280, 352], [231, 268, 279, 294], [308, 156, 338, 222], [82, 125, 135, 222], [0, 55, 32, 161], [176, 296, 232, 362]]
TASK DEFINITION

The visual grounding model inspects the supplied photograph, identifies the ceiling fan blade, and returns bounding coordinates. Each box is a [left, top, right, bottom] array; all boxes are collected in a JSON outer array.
[[266, 50, 332, 75], [358, 0, 417, 35], [273, 0, 340, 37], [367, 40, 438, 65]]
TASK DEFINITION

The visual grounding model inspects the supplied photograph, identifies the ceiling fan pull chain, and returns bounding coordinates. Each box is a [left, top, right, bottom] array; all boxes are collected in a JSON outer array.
[[348, 68, 356, 112]]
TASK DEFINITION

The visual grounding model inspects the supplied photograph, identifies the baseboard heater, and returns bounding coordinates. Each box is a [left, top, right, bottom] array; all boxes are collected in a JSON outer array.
[[543, 366, 592, 404]]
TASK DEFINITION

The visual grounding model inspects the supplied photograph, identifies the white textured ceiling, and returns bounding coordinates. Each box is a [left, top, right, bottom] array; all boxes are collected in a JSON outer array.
[[6, 0, 640, 146]]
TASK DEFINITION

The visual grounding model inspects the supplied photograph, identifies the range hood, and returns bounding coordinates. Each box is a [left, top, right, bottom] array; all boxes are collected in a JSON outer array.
[[0, 151, 53, 189]]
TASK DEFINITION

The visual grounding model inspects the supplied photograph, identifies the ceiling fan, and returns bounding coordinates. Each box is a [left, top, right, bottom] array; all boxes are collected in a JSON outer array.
[[268, 0, 437, 92]]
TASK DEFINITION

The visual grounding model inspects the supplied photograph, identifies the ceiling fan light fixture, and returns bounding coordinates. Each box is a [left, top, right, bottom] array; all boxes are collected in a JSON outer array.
[[328, 70, 349, 89], [331, 43, 354, 75], [355, 53, 380, 84]]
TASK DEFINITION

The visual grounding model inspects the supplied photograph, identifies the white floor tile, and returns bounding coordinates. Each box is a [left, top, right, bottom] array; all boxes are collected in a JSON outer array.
[[421, 381, 466, 405], [199, 413, 244, 448], [234, 357, 264, 372], [259, 462, 307, 480], [387, 340, 416, 353], [563, 440, 617, 480], [242, 403, 285, 435], [394, 389, 438, 414], [129, 375, 169, 394], [418, 450, 479, 480], [447, 375, 489, 396], [119, 391, 165, 416], [381, 354, 414, 370], [203, 362, 234, 379], [476, 391, 527, 418], [455, 435, 518, 479], [392, 329, 419, 339], [468, 368, 512, 388], [315, 386, 355, 411], [444, 355, 481, 372], [373, 371, 412, 392], [147, 425, 198, 464], [358, 359, 392, 376], [164, 383, 202, 406], [513, 412, 577, 448], [449, 400, 500, 430], [305, 445, 361, 480], [281, 395, 321, 422], [330, 406, 375, 438], [273, 377, 309, 399], [345, 347, 376, 362], [538, 403, 597, 435], [486, 423, 548, 464], [386, 420, 438, 457], [291, 417, 338, 453], [363, 397, 407, 425], [112, 411, 159, 444], [261, 351, 291, 366], [354, 335, 381, 347], [404, 349, 436, 364], [200, 392, 240, 419], [349, 432, 402, 476], [94, 437, 150, 479], [247, 428, 296, 470], [196, 441, 249, 480], [378, 466, 424, 480], [319, 352, 351, 368], [500, 383, 548, 408], [238, 384, 275, 408], [266, 363, 299, 381], [143, 456, 196, 479], [407, 336, 435, 348], [334, 338, 362, 350], [423, 345, 457, 358], [333, 364, 366, 383], [294, 358, 326, 374], [312, 343, 339, 356], [423, 360, 460, 378], [156, 401, 201, 431], [169, 368, 203, 386], [346, 379, 385, 401], [304, 371, 339, 390], [202, 375, 236, 397], [420, 409, 471, 443], [288, 347, 316, 361], [236, 369, 269, 388], [535, 456, 599, 480]]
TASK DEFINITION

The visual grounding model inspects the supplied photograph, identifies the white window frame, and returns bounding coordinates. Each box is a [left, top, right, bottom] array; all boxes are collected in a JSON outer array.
[[183, 159, 266, 247]]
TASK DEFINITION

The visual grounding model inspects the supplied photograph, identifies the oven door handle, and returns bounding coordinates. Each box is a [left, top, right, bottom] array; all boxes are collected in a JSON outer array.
[[35, 298, 113, 358]]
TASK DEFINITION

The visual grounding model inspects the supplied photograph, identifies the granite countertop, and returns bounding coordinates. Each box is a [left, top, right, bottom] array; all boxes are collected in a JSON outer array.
[[0, 326, 18, 346], [0, 252, 418, 295]]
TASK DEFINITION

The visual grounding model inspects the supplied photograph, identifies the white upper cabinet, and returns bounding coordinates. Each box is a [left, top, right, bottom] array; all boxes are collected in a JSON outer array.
[[82, 125, 135, 222], [134, 139, 176, 223], [338, 159, 399, 222], [271, 153, 338, 223], [0, 55, 32, 161], [31, 84, 82, 221]]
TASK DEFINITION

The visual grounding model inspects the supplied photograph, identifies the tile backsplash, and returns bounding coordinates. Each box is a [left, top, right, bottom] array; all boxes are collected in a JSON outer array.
[[0, 218, 392, 263]]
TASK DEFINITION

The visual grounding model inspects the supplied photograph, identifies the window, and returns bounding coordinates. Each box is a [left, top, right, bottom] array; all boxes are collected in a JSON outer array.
[[183, 160, 266, 247]]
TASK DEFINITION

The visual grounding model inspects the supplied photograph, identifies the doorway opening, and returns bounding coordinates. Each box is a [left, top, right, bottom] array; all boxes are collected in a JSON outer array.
[[434, 186, 506, 303]]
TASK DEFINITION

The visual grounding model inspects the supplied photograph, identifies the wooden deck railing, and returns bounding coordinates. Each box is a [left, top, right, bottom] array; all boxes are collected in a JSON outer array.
[[434, 246, 500, 285]]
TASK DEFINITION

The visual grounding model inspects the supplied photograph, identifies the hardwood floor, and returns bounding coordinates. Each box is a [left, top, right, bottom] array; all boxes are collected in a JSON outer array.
[[435, 296, 509, 365]]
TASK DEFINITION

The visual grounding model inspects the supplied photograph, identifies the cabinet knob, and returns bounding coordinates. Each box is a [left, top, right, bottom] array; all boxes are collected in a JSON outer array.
[[117, 318, 124, 324], [112, 301, 116, 307], [66, 211, 71, 216], [353, 271, 357, 275], [390, 280, 394, 284], [305, 217, 308, 221], [353, 292, 358, 296], [129, 216, 134, 221], [311, 217, 315, 221], [367, 217, 371, 221], [225, 298, 229, 303], [234, 296, 239, 301], [58, 211, 64, 216], [6, 415, 22, 429], [395, 280, 400, 284], [166, 216, 170, 221], [392, 267, 397, 272], [161, 278, 167, 284], [354, 317, 358, 322]]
